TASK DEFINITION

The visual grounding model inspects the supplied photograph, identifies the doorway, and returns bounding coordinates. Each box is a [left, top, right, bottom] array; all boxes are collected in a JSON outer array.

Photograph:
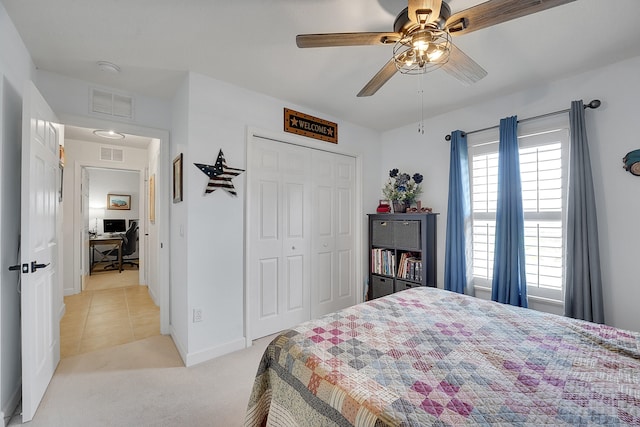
[[82, 167, 144, 289], [60, 120, 170, 353]]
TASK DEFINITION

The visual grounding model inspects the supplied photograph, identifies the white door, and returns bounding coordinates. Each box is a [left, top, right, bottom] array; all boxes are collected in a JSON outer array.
[[20, 81, 62, 422], [248, 135, 358, 339], [249, 138, 311, 338], [311, 151, 357, 318]]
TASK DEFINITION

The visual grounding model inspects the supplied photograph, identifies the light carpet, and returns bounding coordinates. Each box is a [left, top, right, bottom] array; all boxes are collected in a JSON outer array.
[[9, 334, 274, 427]]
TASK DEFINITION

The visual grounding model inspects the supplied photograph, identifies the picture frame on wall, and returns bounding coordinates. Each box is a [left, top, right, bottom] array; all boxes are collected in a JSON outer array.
[[59, 164, 64, 202], [107, 194, 131, 210], [173, 153, 183, 203], [149, 174, 156, 223]]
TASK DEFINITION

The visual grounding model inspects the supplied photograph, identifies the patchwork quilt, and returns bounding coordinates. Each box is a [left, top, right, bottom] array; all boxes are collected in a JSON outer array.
[[244, 287, 640, 426]]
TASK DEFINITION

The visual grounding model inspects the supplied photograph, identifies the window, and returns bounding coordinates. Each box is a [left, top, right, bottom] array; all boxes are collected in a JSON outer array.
[[469, 124, 569, 302]]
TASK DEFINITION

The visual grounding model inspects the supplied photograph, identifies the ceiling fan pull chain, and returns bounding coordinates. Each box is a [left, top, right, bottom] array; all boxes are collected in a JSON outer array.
[[418, 73, 425, 134]]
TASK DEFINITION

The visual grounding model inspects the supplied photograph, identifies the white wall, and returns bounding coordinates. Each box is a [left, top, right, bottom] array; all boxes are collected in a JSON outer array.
[[88, 168, 140, 235], [0, 2, 37, 420], [381, 55, 640, 332], [175, 72, 381, 365], [169, 76, 190, 358], [35, 70, 172, 132]]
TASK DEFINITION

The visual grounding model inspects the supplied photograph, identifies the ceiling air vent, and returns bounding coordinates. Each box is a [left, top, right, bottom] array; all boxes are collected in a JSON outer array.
[[100, 146, 124, 162], [90, 88, 134, 119]]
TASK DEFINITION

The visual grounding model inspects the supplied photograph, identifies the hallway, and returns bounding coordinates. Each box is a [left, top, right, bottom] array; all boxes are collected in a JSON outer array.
[[60, 267, 160, 358]]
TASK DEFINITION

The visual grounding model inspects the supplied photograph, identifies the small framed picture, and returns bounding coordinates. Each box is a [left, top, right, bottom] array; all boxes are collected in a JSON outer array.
[[173, 153, 183, 203], [149, 175, 156, 223], [107, 194, 131, 210]]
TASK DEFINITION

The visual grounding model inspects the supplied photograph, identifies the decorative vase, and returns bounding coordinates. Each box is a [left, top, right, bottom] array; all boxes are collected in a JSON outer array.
[[392, 201, 406, 213]]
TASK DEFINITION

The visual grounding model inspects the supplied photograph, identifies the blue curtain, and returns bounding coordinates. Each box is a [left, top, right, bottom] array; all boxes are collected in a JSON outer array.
[[564, 101, 604, 323], [491, 116, 528, 307], [444, 130, 471, 294]]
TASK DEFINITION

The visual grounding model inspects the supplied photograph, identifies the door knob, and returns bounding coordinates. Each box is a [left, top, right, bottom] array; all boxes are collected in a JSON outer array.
[[8, 264, 31, 273], [31, 261, 50, 273]]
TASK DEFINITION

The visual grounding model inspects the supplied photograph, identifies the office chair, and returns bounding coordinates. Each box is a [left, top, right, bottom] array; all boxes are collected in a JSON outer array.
[[102, 221, 139, 270]]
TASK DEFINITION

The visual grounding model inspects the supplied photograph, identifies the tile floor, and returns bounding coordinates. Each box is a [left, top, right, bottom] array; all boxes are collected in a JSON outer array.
[[60, 267, 160, 358]]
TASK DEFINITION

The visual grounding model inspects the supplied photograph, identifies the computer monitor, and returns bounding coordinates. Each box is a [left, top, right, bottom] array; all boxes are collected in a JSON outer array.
[[103, 219, 126, 234]]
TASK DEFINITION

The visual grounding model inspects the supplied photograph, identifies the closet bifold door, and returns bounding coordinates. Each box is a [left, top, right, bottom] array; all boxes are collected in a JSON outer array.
[[248, 139, 312, 339], [248, 135, 358, 339], [311, 150, 357, 319]]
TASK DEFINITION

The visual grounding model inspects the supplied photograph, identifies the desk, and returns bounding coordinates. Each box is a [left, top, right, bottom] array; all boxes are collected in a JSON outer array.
[[89, 236, 123, 274]]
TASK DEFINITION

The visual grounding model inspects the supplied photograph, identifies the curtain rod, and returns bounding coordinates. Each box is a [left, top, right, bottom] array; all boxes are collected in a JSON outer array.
[[444, 99, 601, 141]]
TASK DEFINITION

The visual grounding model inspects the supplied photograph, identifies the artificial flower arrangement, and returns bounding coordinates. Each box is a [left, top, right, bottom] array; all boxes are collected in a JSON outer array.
[[382, 168, 423, 206]]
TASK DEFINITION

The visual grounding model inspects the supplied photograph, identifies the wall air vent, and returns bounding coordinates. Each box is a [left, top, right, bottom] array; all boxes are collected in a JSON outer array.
[[90, 88, 134, 119], [100, 146, 124, 162]]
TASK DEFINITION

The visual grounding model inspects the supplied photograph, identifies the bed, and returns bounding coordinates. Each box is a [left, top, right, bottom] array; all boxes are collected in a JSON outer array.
[[244, 287, 640, 426]]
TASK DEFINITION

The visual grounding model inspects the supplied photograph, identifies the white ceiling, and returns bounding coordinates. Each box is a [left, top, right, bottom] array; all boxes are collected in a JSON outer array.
[[64, 125, 152, 149], [4, 0, 640, 132]]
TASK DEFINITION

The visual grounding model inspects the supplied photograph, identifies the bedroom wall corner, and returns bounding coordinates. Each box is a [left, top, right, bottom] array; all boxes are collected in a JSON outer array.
[[169, 74, 190, 362]]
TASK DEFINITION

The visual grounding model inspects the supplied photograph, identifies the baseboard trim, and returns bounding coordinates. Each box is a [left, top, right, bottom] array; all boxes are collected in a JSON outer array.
[[185, 337, 246, 367], [147, 285, 158, 306], [58, 301, 66, 322], [169, 325, 188, 365], [2, 384, 21, 426]]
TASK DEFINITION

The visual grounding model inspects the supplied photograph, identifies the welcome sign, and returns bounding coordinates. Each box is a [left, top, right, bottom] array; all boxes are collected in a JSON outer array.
[[284, 108, 338, 144]]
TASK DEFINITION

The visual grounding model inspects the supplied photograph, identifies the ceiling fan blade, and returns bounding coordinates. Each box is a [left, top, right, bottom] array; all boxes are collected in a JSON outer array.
[[408, 0, 442, 26], [296, 32, 400, 48], [446, 0, 577, 36], [357, 59, 398, 97], [441, 43, 487, 85]]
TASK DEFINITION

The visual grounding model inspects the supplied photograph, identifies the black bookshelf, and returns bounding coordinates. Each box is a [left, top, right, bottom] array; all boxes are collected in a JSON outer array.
[[368, 213, 438, 300]]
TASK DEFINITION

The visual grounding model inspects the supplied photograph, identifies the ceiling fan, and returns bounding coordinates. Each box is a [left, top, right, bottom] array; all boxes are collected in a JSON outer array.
[[296, 0, 576, 97]]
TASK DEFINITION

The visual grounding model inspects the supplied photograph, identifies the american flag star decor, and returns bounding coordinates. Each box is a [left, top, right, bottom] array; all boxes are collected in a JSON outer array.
[[194, 149, 245, 196]]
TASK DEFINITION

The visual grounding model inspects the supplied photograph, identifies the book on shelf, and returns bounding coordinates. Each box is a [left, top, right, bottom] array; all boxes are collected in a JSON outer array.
[[371, 248, 395, 276], [397, 252, 423, 282], [371, 249, 424, 281]]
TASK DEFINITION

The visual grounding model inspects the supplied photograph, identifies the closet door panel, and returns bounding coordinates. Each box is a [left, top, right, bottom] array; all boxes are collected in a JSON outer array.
[[312, 151, 356, 318], [249, 139, 311, 339]]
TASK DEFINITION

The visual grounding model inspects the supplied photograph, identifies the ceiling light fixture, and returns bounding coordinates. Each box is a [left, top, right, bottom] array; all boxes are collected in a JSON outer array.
[[393, 26, 451, 75], [96, 61, 121, 74], [93, 129, 125, 140]]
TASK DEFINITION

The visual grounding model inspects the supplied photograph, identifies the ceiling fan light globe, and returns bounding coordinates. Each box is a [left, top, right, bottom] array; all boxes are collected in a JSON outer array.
[[413, 40, 429, 52], [427, 46, 445, 61], [411, 30, 432, 51]]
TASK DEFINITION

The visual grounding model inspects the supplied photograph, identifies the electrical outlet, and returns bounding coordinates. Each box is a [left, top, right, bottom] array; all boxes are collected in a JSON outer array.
[[193, 308, 203, 323]]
